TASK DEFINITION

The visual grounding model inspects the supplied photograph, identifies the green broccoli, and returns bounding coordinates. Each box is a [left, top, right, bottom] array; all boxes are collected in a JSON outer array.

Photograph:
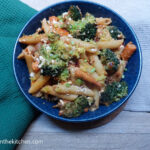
[[76, 23, 97, 41], [99, 49, 120, 74], [75, 78, 84, 86], [107, 26, 124, 40], [39, 31, 87, 77], [101, 81, 128, 105], [39, 44, 67, 77], [68, 5, 82, 21], [58, 68, 70, 81], [39, 39, 84, 77], [47, 32, 60, 42], [50, 41, 85, 60], [41, 63, 65, 77], [59, 96, 90, 118], [67, 13, 96, 41]]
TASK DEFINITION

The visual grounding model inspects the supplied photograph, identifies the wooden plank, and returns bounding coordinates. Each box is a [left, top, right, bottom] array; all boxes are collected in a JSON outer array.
[[17, 132, 150, 150], [22, 111, 150, 134], [124, 23, 150, 111], [16, 111, 150, 150], [124, 84, 150, 111]]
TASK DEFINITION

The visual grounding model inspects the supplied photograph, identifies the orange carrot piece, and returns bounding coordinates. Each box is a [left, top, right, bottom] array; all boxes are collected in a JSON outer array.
[[84, 108, 89, 112], [55, 28, 69, 36], [121, 42, 136, 61], [32, 61, 40, 72], [49, 16, 69, 36], [49, 16, 58, 23], [75, 68, 101, 89]]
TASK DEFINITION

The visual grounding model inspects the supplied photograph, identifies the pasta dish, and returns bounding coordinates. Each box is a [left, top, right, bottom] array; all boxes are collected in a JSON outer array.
[[18, 6, 136, 118]]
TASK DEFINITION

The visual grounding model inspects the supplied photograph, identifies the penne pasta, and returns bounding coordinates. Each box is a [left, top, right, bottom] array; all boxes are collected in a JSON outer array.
[[31, 71, 41, 83], [29, 75, 50, 94], [17, 51, 24, 59], [24, 54, 34, 73], [90, 89, 100, 111], [96, 39, 124, 50], [19, 34, 47, 44], [41, 18, 51, 33], [60, 36, 98, 54], [114, 45, 125, 59], [41, 85, 78, 101], [54, 84, 94, 97], [90, 72, 106, 86], [18, 45, 37, 59], [98, 28, 112, 41], [34, 71, 41, 80], [96, 17, 112, 26], [90, 55, 107, 76]]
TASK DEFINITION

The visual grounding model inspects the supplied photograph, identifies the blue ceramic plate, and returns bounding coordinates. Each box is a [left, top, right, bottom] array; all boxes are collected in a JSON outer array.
[[13, 1, 142, 123]]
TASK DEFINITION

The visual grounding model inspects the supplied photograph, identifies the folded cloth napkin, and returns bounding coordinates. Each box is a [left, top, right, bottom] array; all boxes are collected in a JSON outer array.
[[0, 0, 40, 149]]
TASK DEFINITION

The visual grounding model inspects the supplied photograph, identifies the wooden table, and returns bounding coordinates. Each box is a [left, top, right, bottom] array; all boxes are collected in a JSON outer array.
[[17, 0, 150, 149]]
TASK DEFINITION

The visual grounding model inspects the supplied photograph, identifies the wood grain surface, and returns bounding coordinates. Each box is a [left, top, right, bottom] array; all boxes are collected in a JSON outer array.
[[17, 0, 150, 149]]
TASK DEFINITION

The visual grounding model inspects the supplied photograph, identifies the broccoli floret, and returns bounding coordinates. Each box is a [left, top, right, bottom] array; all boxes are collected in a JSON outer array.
[[67, 13, 96, 41], [75, 96, 89, 108], [50, 41, 70, 60], [40, 41, 71, 61], [58, 68, 70, 81], [41, 64, 65, 77], [59, 96, 90, 118], [101, 81, 128, 105], [107, 26, 124, 40], [99, 49, 120, 74], [75, 78, 84, 86], [84, 13, 96, 23], [76, 23, 97, 41], [39, 39, 84, 77], [47, 32, 60, 42], [39, 44, 67, 77], [68, 5, 82, 21]]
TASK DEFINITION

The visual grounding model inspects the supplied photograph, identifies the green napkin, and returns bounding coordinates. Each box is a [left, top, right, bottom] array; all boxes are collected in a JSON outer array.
[[0, 0, 39, 149]]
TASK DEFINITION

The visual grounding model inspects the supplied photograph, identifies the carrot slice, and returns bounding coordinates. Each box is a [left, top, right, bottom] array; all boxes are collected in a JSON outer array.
[[55, 28, 69, 36], [49, 16, 69, 36], [49, 16, 58, 23], [121, 42, 136, 61], [74, 68, 101, 89]]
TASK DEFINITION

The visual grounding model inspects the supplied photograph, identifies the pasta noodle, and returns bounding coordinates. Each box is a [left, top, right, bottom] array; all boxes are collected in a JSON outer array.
[[24, 54, 33, 73], [90, 89, 100, 111], [74, 67, 102, 88], [17, 51, 24, 59], [19, 34, 47, 44], [90, 55, 107, 76], [60, 36, 98, 53], [29, 75, 50, 94], [41, 85, 78, 101], [97, 39, 124, 49], [41, 18, 51, 33], [96, 17, 112, 26], [54, 84, 94, 97]]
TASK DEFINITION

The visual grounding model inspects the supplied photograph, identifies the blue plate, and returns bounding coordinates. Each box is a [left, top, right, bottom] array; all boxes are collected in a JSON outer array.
[[13, 1, 142, 123]]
